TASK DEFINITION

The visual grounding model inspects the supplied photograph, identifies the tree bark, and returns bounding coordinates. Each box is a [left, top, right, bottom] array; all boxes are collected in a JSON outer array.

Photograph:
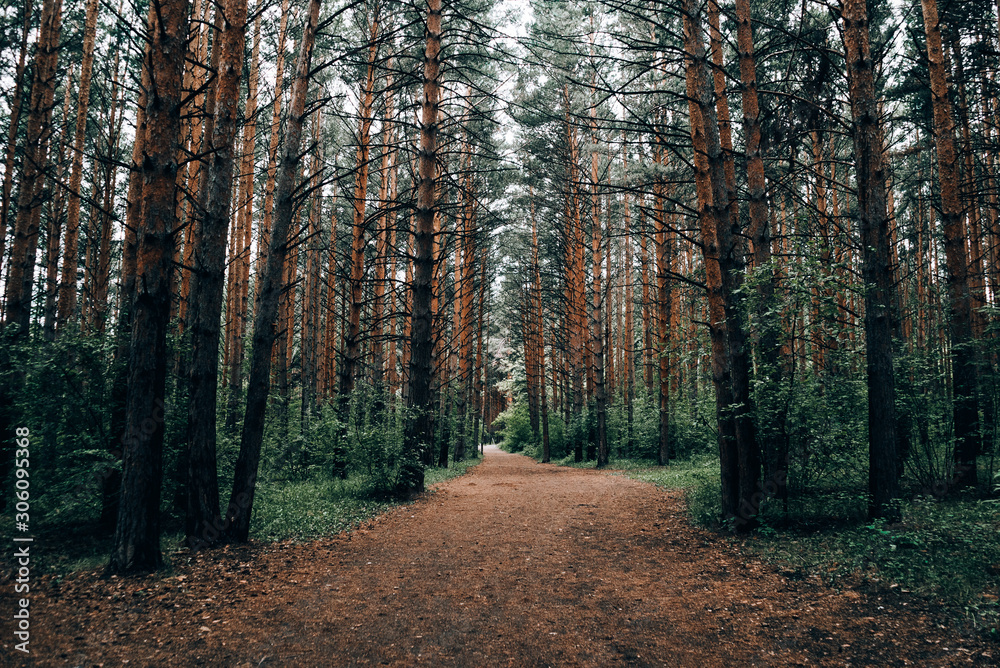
[[654, 155, 671, 467], [920, 0, 981, 486], [225, 7, 261, 431], [684, 0, 738, 518], [225, 0, 323, 543], [841, 0, 901, 519], [255, 0, 291, 284], [55, 0, 100, 330], [339, 12, 381, 445], [3, 0, 63, 336], [184, 0, 249, 549], [399, 0, 443, 496], [41, 73, 74, 340], [0, 1, 33, 292], [109, 0, 191, 574]]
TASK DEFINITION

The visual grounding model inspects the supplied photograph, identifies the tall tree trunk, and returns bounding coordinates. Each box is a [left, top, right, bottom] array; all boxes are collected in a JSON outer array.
[[109, 0, 191, 574], [0, 1, 33, 294], [339, 12, 381, 444], [42, 73, 74, 341], [225, 0, 323, 543], [3, 0, 63, 335], [454, 149, 475, 463], [301, 119, 323, 438], [654, 159, 671, 466], [920, 0, 981, 486], [255, 0, 290, 284], [530, 196, 549, 462], [399, 0, 443, 496], [89, 53, 126, 336], [371, 70, 396, 382], [322, 190, 340, 402], [639, 209, 654, 395], [55, 0, 99, 330], [225, 7, 261, 431], [623, 148, 635, 453], [176, 0, 218, 339], [736, 0, 782, 486], [683, 0, 741, 519], [184, 0, 249, 549], [589, 59, 609, 468], [90, 127, 120, 335], [103, 18, 155, 534], [841, 0, 901, 519], [0, 0, 59, 511]]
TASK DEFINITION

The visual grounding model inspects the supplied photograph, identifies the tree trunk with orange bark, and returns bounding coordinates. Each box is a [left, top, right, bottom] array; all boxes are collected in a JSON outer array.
[[3, 0, 63, 336], [622, 147, 635, 453], [736, 0, 782, 485], [400, 0, 442, 496], [339, 12, 381, 442], [55, 0, 99, 330], [322, 190, 341, 403], [683, 0, 758, 526], [256, 0, 291, 285], [454, 153, 477, 463], [0, 2, 33, 293], [177, 2, 220, 340], [920, 0, 981, 487], [370, 72, 397, 413], [654, 156, 671, 467], [224, 8, 261, 432], [0, 0, 61, 512], [41, 75, 74, 341], [530, 204, 549, 462], [225, 0, 323, 542]]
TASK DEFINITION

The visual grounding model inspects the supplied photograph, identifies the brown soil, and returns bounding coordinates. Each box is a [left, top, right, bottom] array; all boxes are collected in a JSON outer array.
[[2, 447, 996, 666]]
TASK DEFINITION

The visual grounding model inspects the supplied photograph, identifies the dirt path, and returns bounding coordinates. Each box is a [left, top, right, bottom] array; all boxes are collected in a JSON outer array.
[[4, 447, 996, 666]]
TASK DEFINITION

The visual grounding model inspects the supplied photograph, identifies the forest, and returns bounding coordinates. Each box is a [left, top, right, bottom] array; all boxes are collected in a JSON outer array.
[[1, 0, 999, 662]]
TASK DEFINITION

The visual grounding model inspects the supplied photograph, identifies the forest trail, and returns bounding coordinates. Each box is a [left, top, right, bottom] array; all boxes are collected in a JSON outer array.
[[9, 447, 995, 667]]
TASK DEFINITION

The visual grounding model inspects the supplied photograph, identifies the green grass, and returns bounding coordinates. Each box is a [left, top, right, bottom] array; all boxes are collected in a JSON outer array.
[[251, 456, 482, 542], [745, 499, 1000, 616], [2, 458, 483, 577], [425, 455, 482, 486], [250, 477, 397, 542]]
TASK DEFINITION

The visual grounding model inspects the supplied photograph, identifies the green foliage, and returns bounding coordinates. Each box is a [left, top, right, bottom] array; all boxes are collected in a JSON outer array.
[[424, 456, 481, 485], [251, 440, 480, 543], [744, 498, 1000, 628], [0, 329, 118, 524], [251, 477, 395, 541], [494, 402, 534, 453], [602, 455, 723, 527]]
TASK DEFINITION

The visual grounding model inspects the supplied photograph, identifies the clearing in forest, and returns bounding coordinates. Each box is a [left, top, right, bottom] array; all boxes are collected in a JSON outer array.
[[4, 447, 995, 666]]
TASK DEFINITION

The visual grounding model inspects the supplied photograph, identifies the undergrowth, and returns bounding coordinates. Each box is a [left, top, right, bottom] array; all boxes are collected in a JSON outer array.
[[7, 458, 481, 576]]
